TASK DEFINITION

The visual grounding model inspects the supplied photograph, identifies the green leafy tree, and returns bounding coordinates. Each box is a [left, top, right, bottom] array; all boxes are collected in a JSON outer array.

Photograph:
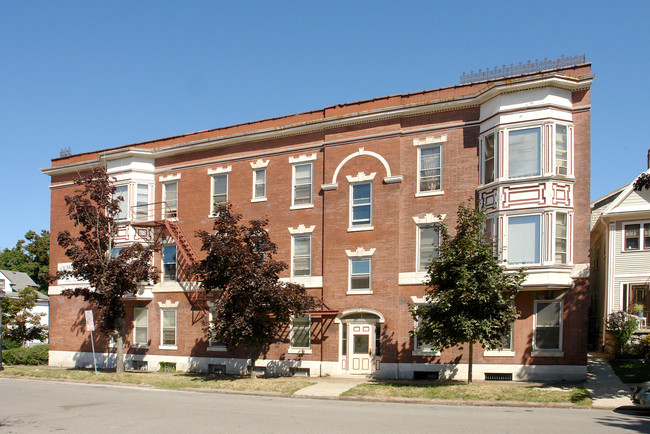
[[411, 202, 526, 383], [56, 168, 159, 373], [1, 287, 48, 347], [193, 204, 317, 378], [0, 230, 50, 293], [606, 311, 638, 357]]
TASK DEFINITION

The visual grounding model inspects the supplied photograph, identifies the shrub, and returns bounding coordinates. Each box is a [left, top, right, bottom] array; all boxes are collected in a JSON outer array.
[[2, 344, 49, 365], [607, 311, 638, 357], [1, 338, 22, 350], [638, 335, 650, 363]]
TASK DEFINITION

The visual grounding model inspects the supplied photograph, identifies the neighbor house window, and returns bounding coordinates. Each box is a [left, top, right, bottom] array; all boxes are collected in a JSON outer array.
[[349, 258, 371, 292], [350, 183, 372, 228], [292, 234, 311, 277], [508, 127, 541, 179], [135, 184, 149, 220], [292, 163, 312, 206], [534, 300, 562, 351], [163, 245, 177, 281], [161, 309, 177, 346], [507, 215, 541, 265], [418, 145, 442, 193], [417, 225, 439, 272], [555, 124, 568, 176], [133, 307, 148, 346], [625, 224, 641, 250], [290, 315, 311, 349], [253, 168, 266, 200], [163, 181, 178, 218], [646, 224, 650, 250], [483, 133, 495, 184], [211, 174, 228, 214], [555, 213, 568, 265], [114, 185, 129, 220]]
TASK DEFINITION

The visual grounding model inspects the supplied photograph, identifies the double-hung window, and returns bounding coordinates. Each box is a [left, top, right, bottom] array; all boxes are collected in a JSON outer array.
[[253, 168, 266, 200], [555, 124, 568, 175], [163, 245, 177, 281], [290, 315, 310, 349], [508, 127, 541, 179], [163, 181, 178, 218], [292, 234, 311, 277], [534, 300, 562, 352], [350, 183, 372, 228], [349, 258, 371, 292], [135, 184, 149, 221], [417, 225, 439, 272], [293, 163, 312, 207], [208, 309, 227, 350], [418, 145, 442, 193], [211, 174, 228, 214], [161, 309, 176, 346], [555, 213, 568, 264], [507, 215, 541, 265], [483, 133, 495, 184], [624, 223, 650, 251], [133, 307, 148, 346], [114, 185, 129, 221]]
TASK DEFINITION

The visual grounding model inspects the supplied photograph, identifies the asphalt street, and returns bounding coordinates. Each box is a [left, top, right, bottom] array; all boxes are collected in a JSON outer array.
[[1, 378, 649, 433]]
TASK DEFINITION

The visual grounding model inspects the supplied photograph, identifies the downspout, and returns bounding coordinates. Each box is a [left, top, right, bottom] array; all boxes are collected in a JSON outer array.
[[320, 144, 326, 378]]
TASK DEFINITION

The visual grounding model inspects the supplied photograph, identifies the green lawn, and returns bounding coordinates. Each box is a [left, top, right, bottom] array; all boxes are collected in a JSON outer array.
[[342, 381, 592, 405], [609, 360, 650, 384], [0, 366, 313, 394]]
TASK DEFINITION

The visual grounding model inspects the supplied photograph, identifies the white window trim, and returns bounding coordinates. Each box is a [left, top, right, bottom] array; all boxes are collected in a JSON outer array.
[[252, 168, 267, 202], [207, 309, 227, 352], [505, 125, 543, 180], [484, 328, 514, 357], [162, 181, 178, 219], [554, 123, 571, 177], [159, 173, 181, 182], [207, 165, 232, 175], [622, 221, 650, 252], [554, 212, 569, 265], [210, 173, 229, 216], [480, 132, 497, 186], [532, 299, 564, 357], [345, 247, 376, 258], [348, 181, 373, 231], [505, 213, 542, 267], [113, 183, 130, 221], [416, 224, 439, 272], [133, 307, 149, 348], [291, 234, 312, 278], [291, 162, 314, 210], [288, 224, 316, 235], [415, 143, 444, 197], [159, 308, 178, 350], [289, 315, 312, 354], [250, 159, 270, 169], [348, 257, 372, 295]]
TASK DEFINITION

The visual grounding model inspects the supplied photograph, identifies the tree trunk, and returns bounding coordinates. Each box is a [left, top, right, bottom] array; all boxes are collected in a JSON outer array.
[[115, 330, 125, 374], [249, 349, 258, 379], [468, 340, 473, 384]]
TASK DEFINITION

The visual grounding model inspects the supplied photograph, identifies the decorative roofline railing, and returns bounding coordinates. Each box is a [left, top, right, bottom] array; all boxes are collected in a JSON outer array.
[[459, 54, 586, 85]]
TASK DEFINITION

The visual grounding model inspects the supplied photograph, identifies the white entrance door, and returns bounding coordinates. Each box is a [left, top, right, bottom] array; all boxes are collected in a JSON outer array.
[[349, 323, 373, 374]]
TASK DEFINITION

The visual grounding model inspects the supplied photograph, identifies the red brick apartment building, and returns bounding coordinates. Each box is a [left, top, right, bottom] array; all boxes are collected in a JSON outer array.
[[43, 60, 593, 381]]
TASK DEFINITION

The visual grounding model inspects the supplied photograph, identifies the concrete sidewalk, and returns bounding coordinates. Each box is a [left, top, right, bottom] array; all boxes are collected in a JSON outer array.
[[294, 377, 367, 398], [586, 353, 634, 409]]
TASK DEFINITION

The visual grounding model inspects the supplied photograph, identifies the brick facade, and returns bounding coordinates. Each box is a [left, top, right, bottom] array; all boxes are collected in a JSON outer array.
[[45, 64, 594, 380]]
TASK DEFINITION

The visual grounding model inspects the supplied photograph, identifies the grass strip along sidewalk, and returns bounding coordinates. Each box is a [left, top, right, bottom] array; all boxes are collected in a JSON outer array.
[[342, 381, 592, 405], [1, 366, 591, 405]]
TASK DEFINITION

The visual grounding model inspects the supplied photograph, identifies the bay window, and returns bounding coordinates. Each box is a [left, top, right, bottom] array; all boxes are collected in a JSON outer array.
[[508, 127, 541, 179], [555, 213, 568, 264], [114, 185, 129, 220], [483, 133, 495, 184], [555, 124, 568, 176], [507, 215, 541, 265]]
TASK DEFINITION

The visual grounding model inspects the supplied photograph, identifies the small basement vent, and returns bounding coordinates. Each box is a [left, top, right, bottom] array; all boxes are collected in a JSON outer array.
[[485, 373, 513, 381], [209, 364, 226, 374], [413, 371, 439, 380], [290, 367, 310, 377], [130, 360, 148, 371]]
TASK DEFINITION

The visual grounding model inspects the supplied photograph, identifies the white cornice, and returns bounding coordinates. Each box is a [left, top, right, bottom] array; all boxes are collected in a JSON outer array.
[[42, 72, 593, 177]]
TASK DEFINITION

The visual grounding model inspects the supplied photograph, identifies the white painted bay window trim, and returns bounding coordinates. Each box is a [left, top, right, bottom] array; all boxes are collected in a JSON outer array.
[[532, 300, 563, 357], [481, 132, 496, 185], [506, 126, 542, 180], [555, 124, 570, 176], [506, 213, 542, 266], [555, 212, 569, 265], [113, 184, 129, 221]]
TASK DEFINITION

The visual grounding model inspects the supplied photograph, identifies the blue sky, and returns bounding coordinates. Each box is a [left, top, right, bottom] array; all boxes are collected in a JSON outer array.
[[1, 1, 648, 249]]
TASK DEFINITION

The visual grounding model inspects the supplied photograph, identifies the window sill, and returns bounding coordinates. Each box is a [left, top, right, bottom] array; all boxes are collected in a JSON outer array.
[[158, 345, 178, 350], [347, 226, 374, 232], [484, 350, 515, 357], [290, 204, 314, 210], [347, 290, 373, 295], [288, 348, 312, 354], [251, 197, 267, 203], [413, 350, 441, 356], [207, 345, 227, 352], [531, 350, 564, 357], [415, 190, 444, 198]]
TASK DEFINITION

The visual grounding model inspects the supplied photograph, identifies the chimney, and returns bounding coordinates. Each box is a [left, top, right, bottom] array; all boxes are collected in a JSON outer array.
[[647, 149, 650, 169]]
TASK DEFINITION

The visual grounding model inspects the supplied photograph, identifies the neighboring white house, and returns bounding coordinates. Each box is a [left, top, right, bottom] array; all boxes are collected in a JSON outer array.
[[590, 160, 650, 349], [0, 269, 49, 344]]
